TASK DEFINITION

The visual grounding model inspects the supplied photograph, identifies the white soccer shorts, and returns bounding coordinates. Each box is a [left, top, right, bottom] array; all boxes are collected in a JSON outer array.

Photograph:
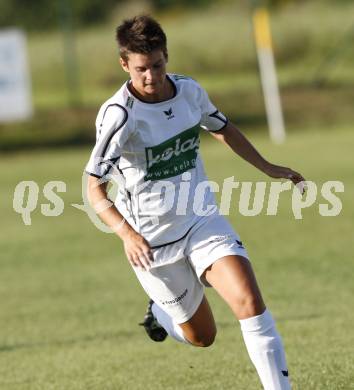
[[132, 214, 249, 324]]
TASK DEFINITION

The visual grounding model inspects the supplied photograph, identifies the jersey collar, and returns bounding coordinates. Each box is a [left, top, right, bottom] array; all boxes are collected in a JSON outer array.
[[126, 74, 177, 105]]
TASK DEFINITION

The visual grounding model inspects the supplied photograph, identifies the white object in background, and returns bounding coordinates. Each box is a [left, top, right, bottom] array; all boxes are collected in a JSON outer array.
[[253, 8, 285, 144], [0, 29, 32, 122]]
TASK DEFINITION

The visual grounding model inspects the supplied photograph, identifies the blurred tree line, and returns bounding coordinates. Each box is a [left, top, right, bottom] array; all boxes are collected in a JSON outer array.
[[0, 0, 350, 30], [0, 0, 118, 30]]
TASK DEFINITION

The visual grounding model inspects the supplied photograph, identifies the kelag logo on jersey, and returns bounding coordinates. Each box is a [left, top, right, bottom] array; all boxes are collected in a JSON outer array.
[[144, 125, 200, 181]]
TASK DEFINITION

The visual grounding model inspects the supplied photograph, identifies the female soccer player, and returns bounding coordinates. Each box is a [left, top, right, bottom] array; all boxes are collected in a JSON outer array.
[[85, 15, 305, 390]]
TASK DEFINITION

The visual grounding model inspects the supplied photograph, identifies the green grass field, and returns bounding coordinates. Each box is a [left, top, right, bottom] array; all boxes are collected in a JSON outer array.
[[1, 126, 353, 389]]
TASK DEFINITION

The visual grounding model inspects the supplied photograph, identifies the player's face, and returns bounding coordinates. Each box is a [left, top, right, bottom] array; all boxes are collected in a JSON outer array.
[[120, 50, 168, 102]]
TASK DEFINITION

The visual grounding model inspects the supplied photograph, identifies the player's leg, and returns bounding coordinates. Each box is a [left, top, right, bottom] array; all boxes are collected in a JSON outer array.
[[133, 257, 216, 347], [203, 254, 265, 319], [152, 294, 217, 347], [204, 255, 291, 390]]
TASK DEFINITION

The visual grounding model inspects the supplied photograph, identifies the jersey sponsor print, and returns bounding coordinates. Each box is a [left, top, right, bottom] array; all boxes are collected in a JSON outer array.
[[145, 125, 200, 181]]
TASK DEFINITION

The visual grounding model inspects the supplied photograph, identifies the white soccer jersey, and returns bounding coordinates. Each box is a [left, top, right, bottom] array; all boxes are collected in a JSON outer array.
[[85, 74, 228, 247]]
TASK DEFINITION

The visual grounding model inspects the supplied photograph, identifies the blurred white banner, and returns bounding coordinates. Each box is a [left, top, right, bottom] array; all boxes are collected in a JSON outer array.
[[0, 29, 32, 122]]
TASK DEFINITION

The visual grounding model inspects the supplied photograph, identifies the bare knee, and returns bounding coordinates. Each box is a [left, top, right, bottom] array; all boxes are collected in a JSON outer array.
[[188, 328, 217, 347], [179, 296, 217, 347], [232, 293, 265, 320]]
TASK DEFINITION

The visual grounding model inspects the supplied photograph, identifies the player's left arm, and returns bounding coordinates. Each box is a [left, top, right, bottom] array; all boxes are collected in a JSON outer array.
[[210, 121, 306, 189]]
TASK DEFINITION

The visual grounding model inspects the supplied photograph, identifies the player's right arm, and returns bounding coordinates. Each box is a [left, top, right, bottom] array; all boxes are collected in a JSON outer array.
[[85, 103, 153, 270], [86, 176, 153, 270]]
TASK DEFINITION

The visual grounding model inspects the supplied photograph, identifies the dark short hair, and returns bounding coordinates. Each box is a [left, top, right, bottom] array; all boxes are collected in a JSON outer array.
[[116, 15, 168, 61]]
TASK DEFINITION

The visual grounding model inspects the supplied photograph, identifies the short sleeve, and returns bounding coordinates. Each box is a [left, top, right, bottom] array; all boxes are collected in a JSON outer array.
[[85, 103, 130, 178], [199, 85, 228, 132]]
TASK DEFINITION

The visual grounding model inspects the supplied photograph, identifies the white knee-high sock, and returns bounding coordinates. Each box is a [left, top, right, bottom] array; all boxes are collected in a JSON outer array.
[[151, 303, 190, 344], [239, 309, 291, 390]]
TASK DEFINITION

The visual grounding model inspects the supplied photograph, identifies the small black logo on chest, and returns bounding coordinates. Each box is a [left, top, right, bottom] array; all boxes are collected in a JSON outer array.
[[163, 107, 175, 120]]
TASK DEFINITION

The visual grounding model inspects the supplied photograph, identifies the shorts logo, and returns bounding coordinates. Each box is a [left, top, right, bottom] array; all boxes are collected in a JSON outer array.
[[161, 289, 188, 306], [236, 239, 244, 249], [144, 125, 200, 181]]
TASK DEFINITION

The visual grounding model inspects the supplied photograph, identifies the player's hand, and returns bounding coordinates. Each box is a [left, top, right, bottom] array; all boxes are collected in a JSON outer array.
[[121, 228, 154, 271], [264, 163, 307, 194]]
